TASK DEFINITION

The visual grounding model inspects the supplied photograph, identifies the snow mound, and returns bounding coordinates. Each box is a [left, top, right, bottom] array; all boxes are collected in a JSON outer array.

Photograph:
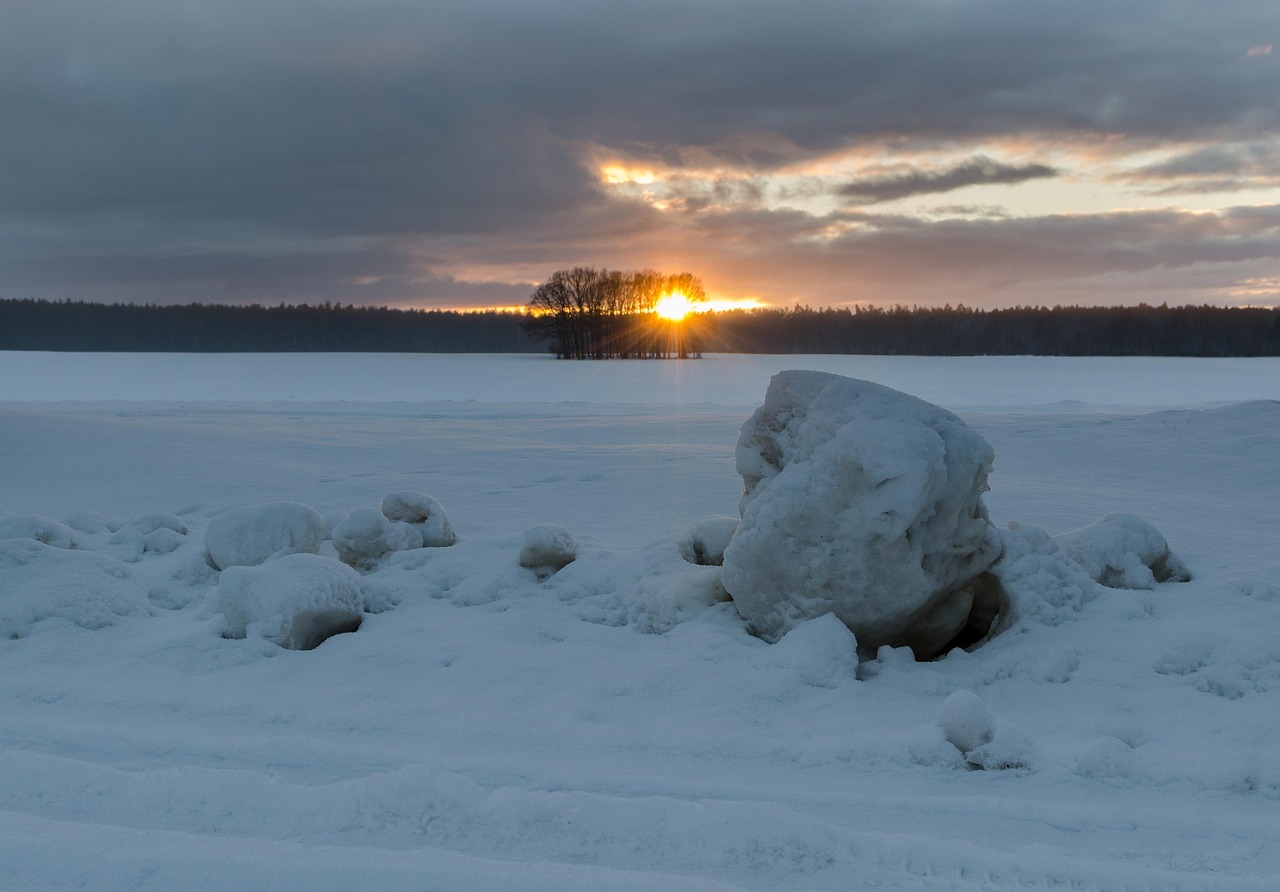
[[333, 508, 423, 570], [937, 689, 1035, 770], [0, 514, 82, 549], [678, 515, 739, 566], [105, 512, 190, 561], [986, 523, 1101, 628], [1056, 512, 1191, 589], [768, 612, 858, 688], [61, 510, 124, 535], [381, 491, 456, 547], [204, 501, 326, 570], [518, 524, 579, 574], [217, 553, 366, 649], [0, 538, 148, 637], [721, 371, 1000, 656]]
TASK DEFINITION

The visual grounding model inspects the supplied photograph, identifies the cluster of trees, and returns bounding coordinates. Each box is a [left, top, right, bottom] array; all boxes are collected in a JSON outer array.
[[521, 267, 709, 359], [2, 296, 1277, 356], [0, 299, 537, 353], [702, 303, 1280, 357]]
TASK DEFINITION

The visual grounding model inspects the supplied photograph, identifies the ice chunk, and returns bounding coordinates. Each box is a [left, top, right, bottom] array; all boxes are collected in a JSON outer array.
[[1055, 512, 1191, 589], [518, 524, 579, 572], [0, 514, 82, 550], [217, 553, 365, 650], [677, 515, 739, 567], [721, 371, 999, 656], [381, 491, 456, 547], [204, 502, 326, 570], [333, 508, 423, 570], [0, 538, 148, 637]]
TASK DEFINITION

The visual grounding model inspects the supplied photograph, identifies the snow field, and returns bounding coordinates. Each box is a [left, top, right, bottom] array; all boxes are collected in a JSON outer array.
[[1, 355, 1278, 890]]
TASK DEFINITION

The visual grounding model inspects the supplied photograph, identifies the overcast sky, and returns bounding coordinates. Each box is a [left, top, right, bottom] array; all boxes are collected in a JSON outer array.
[[3, 0, 1278, 310]]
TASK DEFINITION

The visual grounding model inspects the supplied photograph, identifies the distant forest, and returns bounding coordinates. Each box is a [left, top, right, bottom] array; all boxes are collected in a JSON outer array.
[[2, 298, 1278, 356]]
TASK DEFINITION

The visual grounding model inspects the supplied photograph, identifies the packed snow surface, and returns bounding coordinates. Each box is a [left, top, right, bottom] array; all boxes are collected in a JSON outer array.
[[1, 353, 1279, 891]]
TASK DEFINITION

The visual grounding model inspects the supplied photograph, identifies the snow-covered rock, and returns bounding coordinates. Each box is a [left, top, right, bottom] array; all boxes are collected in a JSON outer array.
[[0, 514, 82, 550], [217, 553, 366, 650], [204, 502, 326, 570], [0, 538, 148, 637], [678, 515, 739, 567], [1055, 512, 1191, 589], [333, 508, 423, 570], [721, 371, 1000, 655], [518, 524, 579, 573], [381, 491, 456, 547]]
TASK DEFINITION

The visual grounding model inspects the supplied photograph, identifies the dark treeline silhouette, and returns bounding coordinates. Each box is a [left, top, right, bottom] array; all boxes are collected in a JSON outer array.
[[0, 299, 538, 353], [705, 303, 1280, 357], [521, 266, 708, 359], [1, 298, 1277, 356]]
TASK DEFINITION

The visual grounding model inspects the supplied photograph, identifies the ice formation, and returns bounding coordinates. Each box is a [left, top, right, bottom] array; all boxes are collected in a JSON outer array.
[[333, 508, 423, 570], [518, 524, 579, 573], [721, 371, 1000, 656], [1055, 512, 1191, 589], [380, 491, 456, 547], [203, 501, 326, 570], [217, 552, 366, 649]]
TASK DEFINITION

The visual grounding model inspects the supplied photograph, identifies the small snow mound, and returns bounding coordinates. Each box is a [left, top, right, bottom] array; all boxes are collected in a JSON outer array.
[[1055, 512, 1190, 589], [0, 538, 148, 637], [937, 690, 1035, 770], [1074, 737, 1140, 782], [722, 371, 999, 657], [381, 491, 456, 547], [518, 524, 579, 573], [115, 512, 189, 537], [769, 613, 858, 688], [204, 501, 326, 570], [217, 553, 366, 650], [333, 508, 423, 570], [937, 690, 995, 755], [678, 515, 739, 566], [0, 514, 81, 550], [986, 524, 1100, 628], [61, 510, 123, 535]]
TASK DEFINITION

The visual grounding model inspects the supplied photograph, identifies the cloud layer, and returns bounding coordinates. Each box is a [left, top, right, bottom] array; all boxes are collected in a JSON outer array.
[[2, 0, 1278, 308]]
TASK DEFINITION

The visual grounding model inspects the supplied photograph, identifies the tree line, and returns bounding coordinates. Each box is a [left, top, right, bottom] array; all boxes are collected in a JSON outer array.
[[1, 297, 1277, 356], [521, 267, 708, 359]]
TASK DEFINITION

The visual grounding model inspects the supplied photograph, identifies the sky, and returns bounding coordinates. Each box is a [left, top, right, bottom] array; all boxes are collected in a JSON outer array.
[[2, 0, 1278, 311]]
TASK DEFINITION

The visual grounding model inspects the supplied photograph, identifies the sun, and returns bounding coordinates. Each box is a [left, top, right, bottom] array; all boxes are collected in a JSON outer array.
[[654, 291, 694, 321]]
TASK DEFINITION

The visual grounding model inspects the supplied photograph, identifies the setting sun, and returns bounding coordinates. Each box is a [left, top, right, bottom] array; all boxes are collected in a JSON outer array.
[[654, 291, 694, 321]]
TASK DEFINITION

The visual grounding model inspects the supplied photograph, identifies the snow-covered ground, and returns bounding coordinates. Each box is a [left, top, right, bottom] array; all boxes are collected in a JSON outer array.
[[1, 352, 1278, 891]]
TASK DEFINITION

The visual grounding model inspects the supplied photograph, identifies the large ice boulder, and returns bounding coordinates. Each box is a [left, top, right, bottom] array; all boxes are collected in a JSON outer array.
[[0, 538, 148, 637], [381, 492, 456, 547], [217, 553, 366, 650], [721, 371, 1000, 656], [204, 502, 326, 570], [333, 508, 423, 570], [1055, 512, 1191, 589]]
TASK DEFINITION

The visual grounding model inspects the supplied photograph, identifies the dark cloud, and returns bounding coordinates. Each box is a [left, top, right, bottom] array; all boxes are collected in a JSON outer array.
[[1, 0, 1278, 306], [840, 157, 1059, 204]]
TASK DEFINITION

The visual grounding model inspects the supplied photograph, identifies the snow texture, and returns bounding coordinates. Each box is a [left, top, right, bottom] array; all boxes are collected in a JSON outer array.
[[0, 538, 148, 637], [722, 371, 999, 655], [518, 524, 579, 573], [333, 508, 423, 570], [217, 552, 366, 649], [381, 491, 456, 547], [203, 501, 326, 570], [1056, 512, 1191, 589]]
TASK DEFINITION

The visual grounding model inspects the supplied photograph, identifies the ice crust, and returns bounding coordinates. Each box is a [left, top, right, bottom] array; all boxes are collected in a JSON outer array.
[[204, 501, 327, 570], [721, 371, 1000, 654]]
